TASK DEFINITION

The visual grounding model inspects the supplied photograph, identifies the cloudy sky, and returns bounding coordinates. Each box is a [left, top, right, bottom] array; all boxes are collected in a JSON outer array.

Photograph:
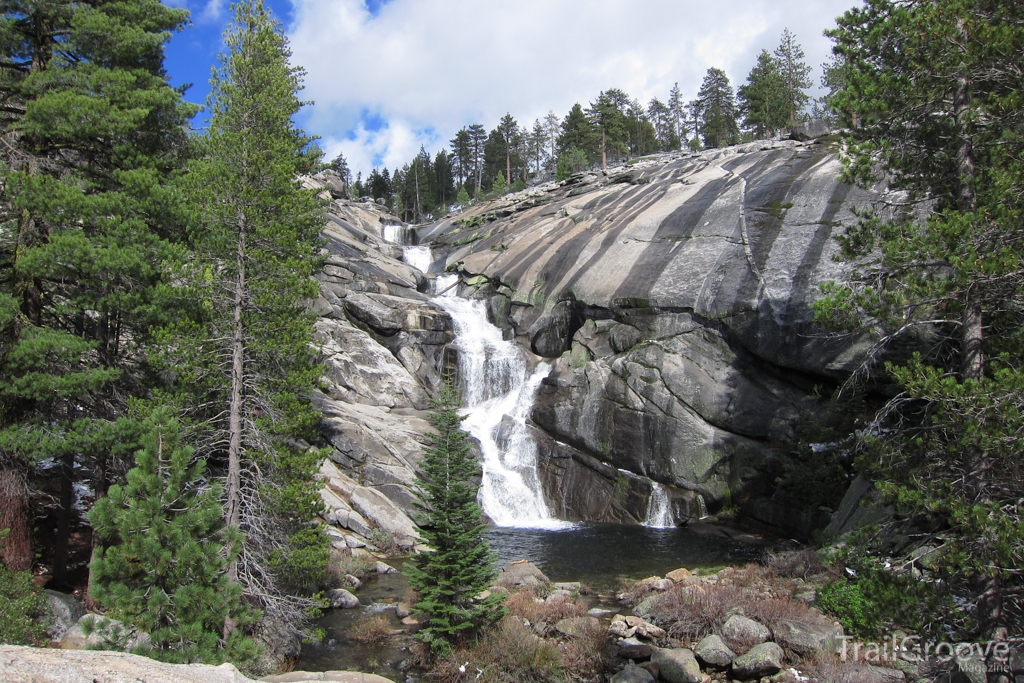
[[165, 0, 857, 177]]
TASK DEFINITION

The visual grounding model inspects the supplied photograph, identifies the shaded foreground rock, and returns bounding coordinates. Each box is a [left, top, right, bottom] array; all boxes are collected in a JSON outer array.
[[773, 617, 844, 655], [610, 661, 656, 683], [650, 647, 702, 683], [694, 633, 735, 669], [721, 613, 770, 645], [325, 588, 360, 609], [44, 590, 85, 641], [731, 641, 784, 679]]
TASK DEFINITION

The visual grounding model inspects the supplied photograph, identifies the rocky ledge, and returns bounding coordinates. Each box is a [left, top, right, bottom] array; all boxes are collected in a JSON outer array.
[[0, 646, 396, 683]]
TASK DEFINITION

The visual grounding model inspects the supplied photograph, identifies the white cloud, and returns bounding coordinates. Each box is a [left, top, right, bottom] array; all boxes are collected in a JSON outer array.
[[288, 0, 854, 175], [200, 0, 227, 23]]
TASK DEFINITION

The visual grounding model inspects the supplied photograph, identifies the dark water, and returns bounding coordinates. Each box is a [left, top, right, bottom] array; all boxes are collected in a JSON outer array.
[[486, 521, 772, 592], [298, 521, 773, 673]]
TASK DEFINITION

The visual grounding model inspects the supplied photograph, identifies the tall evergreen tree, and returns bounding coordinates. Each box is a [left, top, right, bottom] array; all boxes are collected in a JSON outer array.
[[89, 410, 259, 664], [0, 0, 194, 581], [694, 67, 739, 148], [467, 123, 487, 194], [164, 0, 328, 634], [406, 383, 504, 653], [587, 89, 630, 169], [668, 82, 687, 145], [738, 50, 790, 138], [818, 0, 1024, 656], [773, 28, 812, 125]]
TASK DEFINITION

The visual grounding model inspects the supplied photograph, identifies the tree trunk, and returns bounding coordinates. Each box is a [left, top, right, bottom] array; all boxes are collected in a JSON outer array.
[[226, 210, 246, 536], [47, 450, 75, 589], [601, 128, 607, 170], [0, 465, 33, 571], [505, 146, 511, 193]]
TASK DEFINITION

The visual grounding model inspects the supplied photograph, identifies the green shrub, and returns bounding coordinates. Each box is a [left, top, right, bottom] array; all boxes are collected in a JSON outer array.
[[0, 564, 50, 645]]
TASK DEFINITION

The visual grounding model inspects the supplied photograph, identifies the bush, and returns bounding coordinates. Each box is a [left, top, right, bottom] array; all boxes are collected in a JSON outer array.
[[0, 564, 49, 645], [504, 588, 587, 626], [350, 614, 393, 644], [326, 549, 377, 584], [429, 616, 563, 683], [649, 583, 747, 640]]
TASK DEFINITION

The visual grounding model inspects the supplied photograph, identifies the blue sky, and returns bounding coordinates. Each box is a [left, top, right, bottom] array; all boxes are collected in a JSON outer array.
[[163, 0, 855, 177]]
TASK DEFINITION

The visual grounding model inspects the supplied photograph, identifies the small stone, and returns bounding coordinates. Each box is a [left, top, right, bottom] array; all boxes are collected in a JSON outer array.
[[552, 581, 581, 592], [694, 633, 735, 669], [588, 608, 616, 617], [396, 602, 412, 618], [730, 641, 784, 680], [722, 614, 771, 645], [343, 574, 362, 589], [374, 561, 397, 574], [546, 589, 573, 602], [325, 588, 360, 609], [651, 647, 702, 683]]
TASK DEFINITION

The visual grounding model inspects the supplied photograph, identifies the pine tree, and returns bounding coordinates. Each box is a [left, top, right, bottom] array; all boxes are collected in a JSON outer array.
[[818, 0, 1024, 653], [738, 50, 790, 138], [0, 0, 195, 582], [406, 383, 504, 653], [89, 410, 259, 664], [162, 0, 328, 633], [557, 103, 597, 170], [694, 67, 739, 148], [587, 89, 630, 169], [773, 28, 812, 126]]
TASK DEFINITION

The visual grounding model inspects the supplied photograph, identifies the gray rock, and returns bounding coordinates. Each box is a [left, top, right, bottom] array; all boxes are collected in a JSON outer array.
[[730, 641, 784, 679], [546, 589, 573, 602], [325, 588, 360, 609], [615, 637, 653, 660], [554, 616, 600, 638], [790, 119, 831, 141], [650, 647, 702, 683], [609, 323, 643, 354], [610, 662, 656, 683], [722, 614, 771, 645], [44, 590, 84, 641], [494, 560, 549, 588], [694, 633, 735, 669], [773, 618, 844, 655], [373, 561, 397, 574]]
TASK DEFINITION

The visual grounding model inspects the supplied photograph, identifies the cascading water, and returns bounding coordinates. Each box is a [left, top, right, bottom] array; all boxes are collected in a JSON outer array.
[[696, 494, 709, 519], [403, 245, 433, 274], [643, 482, 675, 528], [382, 223, 411, 245], [432, 296, 570, 529]]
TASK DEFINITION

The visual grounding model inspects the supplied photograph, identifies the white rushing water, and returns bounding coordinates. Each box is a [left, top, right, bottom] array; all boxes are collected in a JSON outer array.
[[382, 223, 411, 245], [432, 296, 570, 529], [643, 482, 676, 528], [403, 245, 433, 274]]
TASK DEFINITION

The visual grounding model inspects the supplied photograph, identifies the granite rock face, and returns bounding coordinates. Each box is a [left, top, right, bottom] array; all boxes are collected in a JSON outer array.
[[419, 141, 887, 524]]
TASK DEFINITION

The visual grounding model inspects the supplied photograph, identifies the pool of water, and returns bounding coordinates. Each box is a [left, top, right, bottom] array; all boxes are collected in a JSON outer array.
[[486, 520, 772, 592], [297, 520, 774, 674]]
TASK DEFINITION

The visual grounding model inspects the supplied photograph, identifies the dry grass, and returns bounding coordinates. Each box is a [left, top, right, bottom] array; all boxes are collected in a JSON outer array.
[[504, 587, 588, 625], [349, 614, 393, 644], [649, 583, 748, 640], [765, 549, 828, 580], [558, 618, 611, 682], [326, 549, 377, 584], [615, 578, 659, 607], [429, 616, 563, 683], [799, 652, 906, 683]]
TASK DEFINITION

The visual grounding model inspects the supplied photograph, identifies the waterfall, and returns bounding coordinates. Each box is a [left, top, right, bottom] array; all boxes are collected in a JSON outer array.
[[433, 273, 459, 297], [432, 296, 569, 529], [403, 245, 433, 274], [696, 494, 709, 519], [643, 482, 675, 528], [382, 223, 411, 245]]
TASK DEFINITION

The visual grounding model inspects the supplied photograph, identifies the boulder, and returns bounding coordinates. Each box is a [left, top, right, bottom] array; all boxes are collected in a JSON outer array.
[[722, 614, 771, 645], [44, 590, 85, 641], [609, 614, 665, 640], [650, 647, 703, 683], [325, 589, 360, 609], [0, 644, 257, 683], [374, 561, 397, 574], [610, 662, 656, 683], [494, 560, 549, 588], [789, 119, 831, 141], [348, 487, 419, 541], [615, 637, 654, 660], [730, 641, 784, 680], [773, 618, 844, 655], [554, 616, 600, 638], [694, 633, 735, 669], [666, 568, 692, 583]]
